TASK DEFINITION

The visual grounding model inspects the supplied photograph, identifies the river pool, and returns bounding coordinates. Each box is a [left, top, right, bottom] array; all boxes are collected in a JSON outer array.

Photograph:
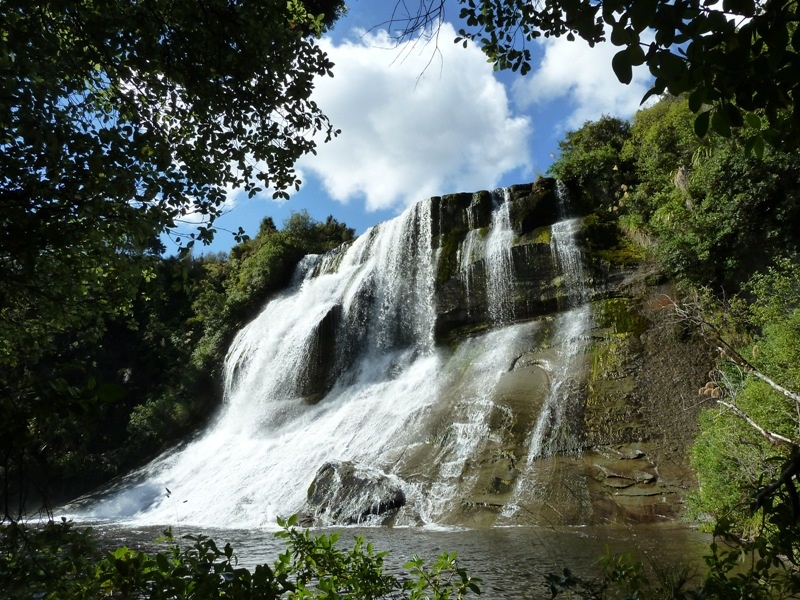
[[88, 521, 711, 599]]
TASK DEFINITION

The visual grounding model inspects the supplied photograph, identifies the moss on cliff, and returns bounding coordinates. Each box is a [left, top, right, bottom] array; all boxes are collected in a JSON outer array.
[[436, 225, 469, 286], [581, 214, 645, 267], [594, 297, 648, 336], [584, 298, 646, 447]]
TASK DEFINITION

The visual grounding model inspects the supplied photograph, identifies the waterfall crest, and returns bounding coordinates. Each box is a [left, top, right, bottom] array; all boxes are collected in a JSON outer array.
[[74, 184, 598, 529]]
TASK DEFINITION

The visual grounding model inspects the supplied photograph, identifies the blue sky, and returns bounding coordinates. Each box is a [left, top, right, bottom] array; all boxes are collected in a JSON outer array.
[[173, 2, 653, 255]]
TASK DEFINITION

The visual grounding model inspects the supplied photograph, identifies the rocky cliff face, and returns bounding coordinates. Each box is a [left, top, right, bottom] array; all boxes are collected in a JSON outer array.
[[430, 180, 563, 342], [302, 178, 713, 527], [77, 178, 714, 529]]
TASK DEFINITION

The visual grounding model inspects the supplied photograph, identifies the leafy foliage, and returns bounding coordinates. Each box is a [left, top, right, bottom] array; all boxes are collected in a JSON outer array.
[[0, 516, 482, 599], [428, 0, 800, 148], [1, 0, 347, 517], [546, 527, 800, 598], [548, 98, 800, 599], [551, 95, 800, 293], [690, 261, 800, 528], [1, 0, 342, 363], [549, 116, 633, 212]]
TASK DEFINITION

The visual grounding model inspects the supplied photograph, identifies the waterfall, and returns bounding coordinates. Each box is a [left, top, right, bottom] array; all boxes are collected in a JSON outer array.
[[72, 184, 596, 529], [484, 189, 516, 324], [531, 182, 590, 455], [500, 182, 592, 522], [457, 196, 485, 316]]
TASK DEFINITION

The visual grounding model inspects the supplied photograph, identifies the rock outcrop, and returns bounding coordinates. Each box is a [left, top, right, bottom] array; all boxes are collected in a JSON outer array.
[[415, 180, 711, 526], [431, 180, 564, 342], [293, 178, 713, 527], [302, 460, 406, 526]]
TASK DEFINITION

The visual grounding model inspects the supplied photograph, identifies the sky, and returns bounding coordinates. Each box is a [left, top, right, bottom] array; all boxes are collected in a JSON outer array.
[[174, 2, 653, 255]]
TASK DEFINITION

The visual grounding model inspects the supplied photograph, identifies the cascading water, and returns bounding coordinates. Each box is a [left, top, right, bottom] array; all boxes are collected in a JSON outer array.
[[456, 196, 486, 316], [500, 183, 592, 522], [484, 189, 516, 324], [533, 183, 590, 457], [73, 184, 596, 529]]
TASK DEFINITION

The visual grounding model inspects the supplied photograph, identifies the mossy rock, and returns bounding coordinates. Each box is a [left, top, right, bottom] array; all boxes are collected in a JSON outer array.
[[440, 321, 491, 348], [436, 225, 469, 286], [581, 214, 645, 266], [593, 298, 648, 336], [518, 225, 552, 246], [432, 190, 497, 286]]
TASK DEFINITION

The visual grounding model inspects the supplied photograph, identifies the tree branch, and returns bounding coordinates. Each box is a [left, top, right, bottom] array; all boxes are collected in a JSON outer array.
[[717, 400, 796, 446], [672, 297, 800, 410]]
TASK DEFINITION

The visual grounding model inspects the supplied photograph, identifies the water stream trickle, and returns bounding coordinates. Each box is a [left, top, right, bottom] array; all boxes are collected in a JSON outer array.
[[501, 183, 591, 520], [484, 189, 516, 324]]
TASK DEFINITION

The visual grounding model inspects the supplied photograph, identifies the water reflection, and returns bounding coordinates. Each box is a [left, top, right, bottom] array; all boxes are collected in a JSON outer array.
[[90, 523, 710, 599]]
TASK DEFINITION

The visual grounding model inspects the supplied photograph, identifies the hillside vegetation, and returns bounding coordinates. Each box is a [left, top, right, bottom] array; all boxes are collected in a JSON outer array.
[[550, 94, 800, 594]]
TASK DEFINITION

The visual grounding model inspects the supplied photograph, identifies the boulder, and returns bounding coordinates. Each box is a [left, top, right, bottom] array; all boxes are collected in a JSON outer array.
[[302, 460, 406, 525]]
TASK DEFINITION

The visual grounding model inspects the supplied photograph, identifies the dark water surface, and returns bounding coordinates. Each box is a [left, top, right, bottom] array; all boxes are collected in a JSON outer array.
[[90, 522, 710, 599]]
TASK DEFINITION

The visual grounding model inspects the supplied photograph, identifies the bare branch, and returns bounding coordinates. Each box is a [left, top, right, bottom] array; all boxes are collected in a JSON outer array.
[[384, 1, 446, 44], [672, 297, 800, 410], [717, 400, 797, 446], [752, 446, 800, 516]]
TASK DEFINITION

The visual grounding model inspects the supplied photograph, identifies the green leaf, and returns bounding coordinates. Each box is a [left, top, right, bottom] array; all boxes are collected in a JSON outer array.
[[724, 102, 743, 127], [745, 134, 765, 159], [694, 110, 710, 137], [612, 49, 634, 84], [96, 383, 127, 403], [688, 88, 705, 113], [610, 23, 632, 46], [629, 0, 658, 32], [628, 43, 646, 66], [744, 112, 761, 129], [711, 109, 732, 137]]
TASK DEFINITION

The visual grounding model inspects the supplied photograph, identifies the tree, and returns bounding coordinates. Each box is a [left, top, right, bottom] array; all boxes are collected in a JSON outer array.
[[614, 96, 800, 290], [0, 0, 344, 518], [548, 115, 633, 211], [1, 0, 343, 346], [391, 0, 800, 150]]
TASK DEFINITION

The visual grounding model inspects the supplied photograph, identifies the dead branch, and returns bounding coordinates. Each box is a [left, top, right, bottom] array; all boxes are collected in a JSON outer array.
[[672, 298, 800, 410], [385, 1, 446, 43], [752, 446, 800, 518], [716, 400, 796, 446]]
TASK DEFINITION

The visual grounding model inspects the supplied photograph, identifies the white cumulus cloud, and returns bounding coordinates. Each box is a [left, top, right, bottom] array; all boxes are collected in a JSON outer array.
[[296, 23, 533, 212], [513, 31, 654, 130]]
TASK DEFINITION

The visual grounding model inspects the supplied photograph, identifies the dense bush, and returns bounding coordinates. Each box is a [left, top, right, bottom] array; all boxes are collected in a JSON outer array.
[[548, 115, 633, 212], [552, 96, 800, 293], [690, 261, 800, 530]]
